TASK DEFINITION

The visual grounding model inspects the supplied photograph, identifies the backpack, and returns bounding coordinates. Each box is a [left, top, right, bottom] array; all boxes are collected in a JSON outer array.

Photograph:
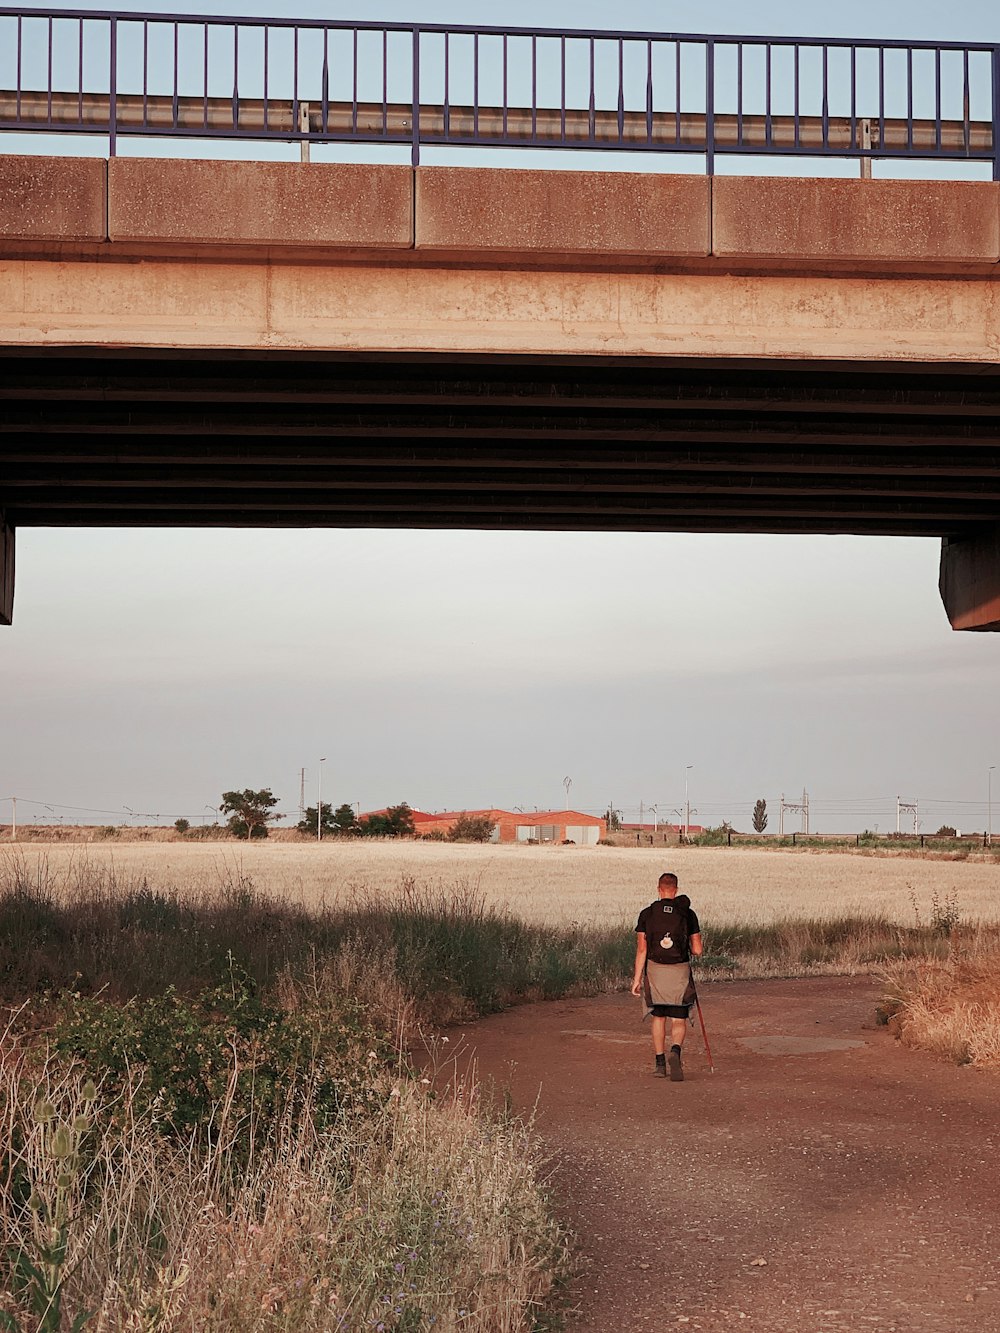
[[644, 895, 692, 964]]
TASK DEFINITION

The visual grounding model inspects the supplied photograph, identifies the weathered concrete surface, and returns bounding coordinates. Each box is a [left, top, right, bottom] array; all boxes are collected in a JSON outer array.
[[108, 159, 413, 249], [940, 529, 1000, 631], [0, 518, 13, 627], [416, 167, 710, 256], [713, 177, 1000, 264], [0, 155, 106, 242], [2, 257, 999, 362]]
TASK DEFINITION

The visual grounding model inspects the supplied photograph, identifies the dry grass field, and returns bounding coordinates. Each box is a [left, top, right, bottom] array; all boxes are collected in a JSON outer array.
[[8, 840, 1000, 928]]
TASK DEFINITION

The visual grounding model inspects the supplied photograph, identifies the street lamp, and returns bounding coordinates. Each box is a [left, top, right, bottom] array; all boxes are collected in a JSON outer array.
[[563, 776, 572, 810], [317, 757, 327, 843], [986, 767, 997, 847], [684, 766, 694, 839], [648, 803, 658, 833]]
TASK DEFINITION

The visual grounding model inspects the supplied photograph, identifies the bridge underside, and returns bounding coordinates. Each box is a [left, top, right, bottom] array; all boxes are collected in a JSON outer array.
[[2, 348, 1000, 628], [3, 349, 1000, 534]]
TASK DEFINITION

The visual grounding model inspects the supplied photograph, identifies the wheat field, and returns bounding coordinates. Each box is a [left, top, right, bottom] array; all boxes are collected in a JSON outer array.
[[7, 840, 1000, 927]]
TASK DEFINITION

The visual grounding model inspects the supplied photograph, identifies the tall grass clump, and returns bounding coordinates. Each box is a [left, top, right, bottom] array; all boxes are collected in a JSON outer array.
[[1, 1037, 566, 1331], [696, 914, 975, 978], [0, 855, 632, 1031], [879, 929, 1000, 1069], [0, 854, 581, 1332]]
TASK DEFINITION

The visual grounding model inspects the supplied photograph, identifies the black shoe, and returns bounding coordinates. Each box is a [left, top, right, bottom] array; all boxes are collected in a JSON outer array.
[[668, 1049, 684, 1082], [654, 1056, 667, 1078]]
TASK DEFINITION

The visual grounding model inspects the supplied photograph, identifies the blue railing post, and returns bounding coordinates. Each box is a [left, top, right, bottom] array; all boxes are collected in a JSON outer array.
[[705, 38, 715, 175], [411, 26, 420, 167], [992, 46, 1000, 181], [108, 15, 117, 156]]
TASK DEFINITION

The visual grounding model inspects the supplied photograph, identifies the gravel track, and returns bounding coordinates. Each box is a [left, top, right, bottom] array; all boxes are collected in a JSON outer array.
[[466, 978, 999, 1333]]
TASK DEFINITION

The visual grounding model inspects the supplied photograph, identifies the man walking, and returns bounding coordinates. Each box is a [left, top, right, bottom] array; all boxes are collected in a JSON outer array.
[[631, 872, 703, 1081]]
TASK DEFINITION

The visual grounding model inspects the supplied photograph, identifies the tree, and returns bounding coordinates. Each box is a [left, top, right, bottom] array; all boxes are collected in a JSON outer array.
[[174, 818, 190, 834], [447, 813, 497, 843], [935, 825, 958, 838], [604, 806, 622, 832], [333, 803, 358, 834], [358, 803, 415, 838], [297, 802, 336, 836], [220, 788, 283, 840], [752, 799, 768, 833]]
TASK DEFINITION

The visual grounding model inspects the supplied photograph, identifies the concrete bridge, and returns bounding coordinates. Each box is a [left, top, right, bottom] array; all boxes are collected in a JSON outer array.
[[2, 154, 1000, 630]]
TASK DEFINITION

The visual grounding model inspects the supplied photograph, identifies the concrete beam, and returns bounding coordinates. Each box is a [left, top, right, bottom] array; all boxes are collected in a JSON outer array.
[[0, 517, 13, 627], [108, 159, 413, 249], [940, 529, 1000, 631], [2, 257, 1000, 361], [416, 167, 710, 256], [713, 177, 1000, 266], [0, 155, 107, 242]]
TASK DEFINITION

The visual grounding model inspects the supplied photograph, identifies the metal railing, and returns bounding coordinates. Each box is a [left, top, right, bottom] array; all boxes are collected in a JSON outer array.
[[0, 7, 998, 175]]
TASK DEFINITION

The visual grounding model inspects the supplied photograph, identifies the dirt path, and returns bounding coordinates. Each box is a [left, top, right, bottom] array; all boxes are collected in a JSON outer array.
[[462, 979, 999, 1333]]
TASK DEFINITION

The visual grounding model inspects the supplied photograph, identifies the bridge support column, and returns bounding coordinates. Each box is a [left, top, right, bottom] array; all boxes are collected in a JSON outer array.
[[939, 529, 1000, 632], [0, 517, 12, 627]]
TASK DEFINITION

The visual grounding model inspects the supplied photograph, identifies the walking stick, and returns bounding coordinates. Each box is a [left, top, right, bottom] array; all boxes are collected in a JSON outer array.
[[694, 993, 715, 1072]]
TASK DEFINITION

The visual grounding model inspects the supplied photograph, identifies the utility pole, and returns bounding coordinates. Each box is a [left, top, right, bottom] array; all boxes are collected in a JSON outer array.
[[299, 768, 306, 820], [896, 796, 918, 835], [989, 766, 995, 847], [684, 766, 693, 839], [9, 796, 15, 842], [639, 799, 644, 831], [780, 790, 809, 835], [317, 757, 326, 842]]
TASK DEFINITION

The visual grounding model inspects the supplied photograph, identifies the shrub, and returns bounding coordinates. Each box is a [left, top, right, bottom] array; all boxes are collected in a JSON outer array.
[[51, 961, 391, 1152], [173, 818, 190, 834], [447, 814, 497, 843]]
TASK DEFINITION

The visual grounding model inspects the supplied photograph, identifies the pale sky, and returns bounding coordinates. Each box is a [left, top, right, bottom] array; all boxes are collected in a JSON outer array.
[[2, 0, 999, 834]]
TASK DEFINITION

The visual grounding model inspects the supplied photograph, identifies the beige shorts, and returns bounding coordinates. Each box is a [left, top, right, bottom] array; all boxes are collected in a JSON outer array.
[[643, 961, 696, 1017]]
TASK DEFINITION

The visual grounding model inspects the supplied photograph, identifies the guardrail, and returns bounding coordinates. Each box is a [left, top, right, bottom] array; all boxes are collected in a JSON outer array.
[[0, 8, 998, 175]]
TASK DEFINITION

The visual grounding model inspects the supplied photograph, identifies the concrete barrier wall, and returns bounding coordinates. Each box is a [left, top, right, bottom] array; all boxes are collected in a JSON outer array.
[[2, 154, 1000, 268], [0, 156, 107, 242], [415, 167, 710, 257], [108, 159, 413, 249]]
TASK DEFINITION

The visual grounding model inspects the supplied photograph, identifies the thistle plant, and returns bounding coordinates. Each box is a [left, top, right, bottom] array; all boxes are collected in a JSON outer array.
[[1, 1080, 96, 1333]]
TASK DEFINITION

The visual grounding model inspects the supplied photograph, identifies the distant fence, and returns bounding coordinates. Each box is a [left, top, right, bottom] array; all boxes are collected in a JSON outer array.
[[0, 8, 998, 174], [727, 831, 992, 848]]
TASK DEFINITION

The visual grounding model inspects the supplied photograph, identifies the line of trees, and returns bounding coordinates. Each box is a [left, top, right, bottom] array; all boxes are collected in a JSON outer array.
[[216, 792, 504, 843], [217, 791, 420, 841], [295, 802, 416, 839]]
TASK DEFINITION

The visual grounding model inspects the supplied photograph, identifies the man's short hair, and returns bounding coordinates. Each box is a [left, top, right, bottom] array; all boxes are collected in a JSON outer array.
[[658, 872, 679, 885]]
